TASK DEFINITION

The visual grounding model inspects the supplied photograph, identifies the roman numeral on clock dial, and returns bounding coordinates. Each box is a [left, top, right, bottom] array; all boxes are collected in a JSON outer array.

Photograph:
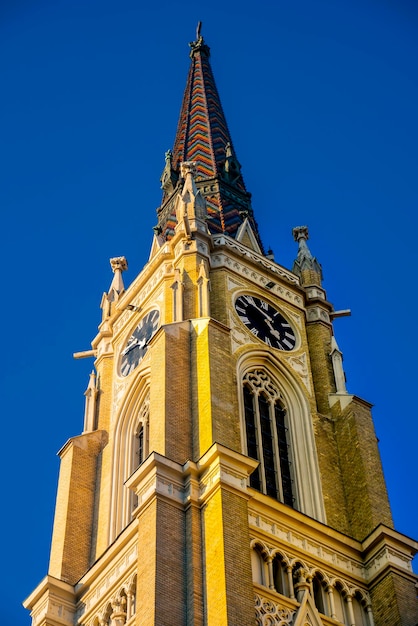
[[234, 295, 296, 351]]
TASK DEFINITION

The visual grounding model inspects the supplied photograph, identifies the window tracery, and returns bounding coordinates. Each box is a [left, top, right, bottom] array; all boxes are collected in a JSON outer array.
[[243, 370, 295, 506], [239, 358, 326, 522]]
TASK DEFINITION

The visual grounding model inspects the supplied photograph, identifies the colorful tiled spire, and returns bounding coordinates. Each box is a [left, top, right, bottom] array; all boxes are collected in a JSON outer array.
[[156, 26, 264, 252]]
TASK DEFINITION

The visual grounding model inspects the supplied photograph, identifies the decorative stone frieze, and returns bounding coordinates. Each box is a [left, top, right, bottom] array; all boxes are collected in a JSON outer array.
[[249, 511, 365, 580], [362, 524, 418, 583], [212, 235, 301, 287], [304, 285, 326, 300], [306, 305, 331, 324], [23, 576, 76, 626]]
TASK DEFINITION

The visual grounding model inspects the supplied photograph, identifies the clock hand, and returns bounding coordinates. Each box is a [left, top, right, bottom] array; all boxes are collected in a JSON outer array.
[[264, 318, 282, 340], [253, 305, 273, 323], [123, 335, 149, 356], [122, 341, 138, 356]]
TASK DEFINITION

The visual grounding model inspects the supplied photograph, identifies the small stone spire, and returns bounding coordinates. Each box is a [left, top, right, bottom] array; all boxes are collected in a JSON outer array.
[[223, 141, 242, 184], [292, 226, 322, 285], [330, 336, 347, 394], [175, 161, 207, 230], [160, 149, 178, 194], [83, 370, 98, 432], [107, 256, 128, 302]]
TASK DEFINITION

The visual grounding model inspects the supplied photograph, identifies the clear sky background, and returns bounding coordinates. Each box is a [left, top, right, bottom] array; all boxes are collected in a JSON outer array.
[[1, 1, 417, 623]]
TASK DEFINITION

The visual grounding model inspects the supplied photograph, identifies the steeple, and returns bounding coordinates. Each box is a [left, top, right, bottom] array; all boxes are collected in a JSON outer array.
[[156, 25, 264, 252]]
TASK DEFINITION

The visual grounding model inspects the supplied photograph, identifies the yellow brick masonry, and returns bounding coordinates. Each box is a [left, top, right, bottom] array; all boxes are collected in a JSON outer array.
[[136, 497, 186, 626], [185, 500, 204, 626], [199, 448, 256, 626], [334, 397, 393, 540], [191, 318, 240, 459], [93, 352, 115, 559], [150, 322, 193, 463], [49, 430, 106, 585]]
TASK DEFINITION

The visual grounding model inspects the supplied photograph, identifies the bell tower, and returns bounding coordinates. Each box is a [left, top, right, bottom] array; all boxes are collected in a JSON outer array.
[[24, 29, 417, 626]]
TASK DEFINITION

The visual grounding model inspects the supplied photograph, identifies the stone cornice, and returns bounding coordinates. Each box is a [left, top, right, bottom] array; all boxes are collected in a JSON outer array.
[[197, 442, 259, 504], [361, 524, 418, 585], [125, 445, 259, 515], [23, 575, 76, 626]]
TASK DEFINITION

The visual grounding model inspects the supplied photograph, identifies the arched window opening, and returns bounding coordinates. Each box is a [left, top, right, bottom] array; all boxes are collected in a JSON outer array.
[[312, 575, 327, 615], [130, 399, 149, 513], [352, 592, 369, 626], [135, 423, 145, 468], [110, 385, 151, 542], [243, 384, 260, 490], [251, 547, 268, 585], [272, 556, 288, 596], [129, 576, 137, 618], [243, 370, 295, 507], [333, 583, 348, 624]]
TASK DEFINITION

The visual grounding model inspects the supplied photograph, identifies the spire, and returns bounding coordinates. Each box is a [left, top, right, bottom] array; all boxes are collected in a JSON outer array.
[[156, 26, 264, 252], [292, 226, 322, 285]]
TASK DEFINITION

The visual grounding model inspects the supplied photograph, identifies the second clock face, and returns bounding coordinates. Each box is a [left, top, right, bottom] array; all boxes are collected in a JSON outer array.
[[120, 309, 160, 377], [234, 294, 296, 351]]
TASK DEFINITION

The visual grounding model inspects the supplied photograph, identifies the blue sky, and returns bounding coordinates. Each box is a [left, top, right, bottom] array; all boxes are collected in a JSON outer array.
[[1, 1, 417, 623]]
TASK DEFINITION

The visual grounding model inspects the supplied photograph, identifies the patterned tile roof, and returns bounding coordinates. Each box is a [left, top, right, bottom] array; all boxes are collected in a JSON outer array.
[[156, 33, 263, 252]]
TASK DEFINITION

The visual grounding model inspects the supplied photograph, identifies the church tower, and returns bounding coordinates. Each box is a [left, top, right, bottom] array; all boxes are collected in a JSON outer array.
[[24, 29, 417, 626]]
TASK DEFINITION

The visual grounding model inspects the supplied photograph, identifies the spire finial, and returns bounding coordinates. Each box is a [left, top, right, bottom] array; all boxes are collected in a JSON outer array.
[[189, 22, 210, 58], [293, 226, 313, 260]]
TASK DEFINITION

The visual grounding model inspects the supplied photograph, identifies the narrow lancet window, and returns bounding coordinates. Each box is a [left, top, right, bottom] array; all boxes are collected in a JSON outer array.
[[243, 370, 295, 507], [135, 424, 144, 468], [244, 384, 261, 490]]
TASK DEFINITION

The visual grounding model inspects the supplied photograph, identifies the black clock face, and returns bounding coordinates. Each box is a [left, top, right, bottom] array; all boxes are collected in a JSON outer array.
[[120, 309, 160, 377], [234, 294, 296, 351]]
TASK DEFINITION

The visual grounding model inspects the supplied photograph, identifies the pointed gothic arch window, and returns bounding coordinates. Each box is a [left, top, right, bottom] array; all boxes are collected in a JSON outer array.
[[130, 396, 150, 512], [312, 574, 327, 615], [272, 555, 290, 596], [243, 370, 295, 506], [109, 389, 150, 541]]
